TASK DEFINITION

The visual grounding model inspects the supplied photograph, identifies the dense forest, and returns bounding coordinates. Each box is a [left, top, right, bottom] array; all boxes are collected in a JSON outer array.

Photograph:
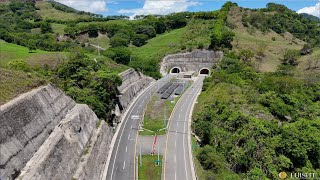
[[194, 57, 320, 179]]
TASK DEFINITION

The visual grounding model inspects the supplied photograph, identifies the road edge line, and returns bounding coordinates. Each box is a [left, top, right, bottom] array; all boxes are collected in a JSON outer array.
[[187, 80, 203, 180], [163, 79, 194, 180], [101, 80, 156, 180]]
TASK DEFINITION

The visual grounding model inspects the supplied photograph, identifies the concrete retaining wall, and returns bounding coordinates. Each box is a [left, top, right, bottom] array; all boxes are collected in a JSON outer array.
[[160, 50, 223, 75]]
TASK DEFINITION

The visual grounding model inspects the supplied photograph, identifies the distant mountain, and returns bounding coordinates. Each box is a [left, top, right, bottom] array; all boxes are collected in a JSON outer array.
[[301, 13, 320, 21]]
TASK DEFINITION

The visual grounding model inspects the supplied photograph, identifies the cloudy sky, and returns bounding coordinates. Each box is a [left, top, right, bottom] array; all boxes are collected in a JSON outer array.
[[55, 0, 320, 18]]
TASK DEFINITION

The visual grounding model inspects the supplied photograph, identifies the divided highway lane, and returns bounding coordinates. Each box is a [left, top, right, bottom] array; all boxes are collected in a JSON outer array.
[[163, 76, 204, 180], [106, 75, 173, 180]]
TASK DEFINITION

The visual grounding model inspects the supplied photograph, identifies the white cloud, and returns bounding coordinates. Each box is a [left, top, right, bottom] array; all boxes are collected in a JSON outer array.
[[118, 0, 200, 19], [55, 0, 108, 13], [297, 2, 320, 17]]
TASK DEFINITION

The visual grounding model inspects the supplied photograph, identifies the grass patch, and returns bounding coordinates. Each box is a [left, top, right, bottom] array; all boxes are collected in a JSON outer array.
[[52, 23, 67, 35], [131, 28, 187, 62], [138, 155, 162, 180], [228, 7, 305, 72], [36, 2, 91, 21], [0, 40, 68, 69], [88, 33, 110, 49], [0, 68, 47, 105], [140, 95, 179, 136]]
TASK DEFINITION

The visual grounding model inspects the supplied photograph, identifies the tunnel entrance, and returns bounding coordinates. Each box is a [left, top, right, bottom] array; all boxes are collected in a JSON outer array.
[[170, 67, 181, 74], [199, 68, 210, 75]]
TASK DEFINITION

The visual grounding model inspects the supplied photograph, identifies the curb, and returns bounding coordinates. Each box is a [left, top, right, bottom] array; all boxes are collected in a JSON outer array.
[[101, 80, 156, 180]]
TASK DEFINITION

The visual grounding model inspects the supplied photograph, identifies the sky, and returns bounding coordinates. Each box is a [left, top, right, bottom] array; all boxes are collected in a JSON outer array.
[[55, 0, 320, 18]]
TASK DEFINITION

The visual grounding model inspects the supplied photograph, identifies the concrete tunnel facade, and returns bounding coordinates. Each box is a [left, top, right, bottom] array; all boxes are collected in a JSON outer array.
[[160, 50, 223, 76]]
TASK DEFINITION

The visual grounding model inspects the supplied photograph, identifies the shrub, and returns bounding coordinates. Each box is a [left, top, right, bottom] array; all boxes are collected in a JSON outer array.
[[132, 34, 148, 47], [8, 60, 32, 72]]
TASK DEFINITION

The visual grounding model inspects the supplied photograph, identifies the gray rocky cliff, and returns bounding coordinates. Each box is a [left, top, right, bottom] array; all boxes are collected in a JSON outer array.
[[0, 84, 113, 180], [114, 68, 154, 123]]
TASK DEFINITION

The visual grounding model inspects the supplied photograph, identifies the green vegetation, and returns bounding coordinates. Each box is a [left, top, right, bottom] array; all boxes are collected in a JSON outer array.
[[138, 155, 162, 180], [0, 68, 46, 105], [140, 95, 178, 136], [35, 2, 93, 21], [193, 57, 320, 179], [242, 3, 320, 46], [0, 40, 67, 68], [55, 48, 124, 123]]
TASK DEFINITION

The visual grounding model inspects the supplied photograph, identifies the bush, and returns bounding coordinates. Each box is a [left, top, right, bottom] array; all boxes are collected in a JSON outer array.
[[134, 25, 156, 38], [8, 60, 32, 72], [110, 33, 130, 47], [132, 34, 148, 47], [282, 49, 300, 66], [105, 47, 131, 65]]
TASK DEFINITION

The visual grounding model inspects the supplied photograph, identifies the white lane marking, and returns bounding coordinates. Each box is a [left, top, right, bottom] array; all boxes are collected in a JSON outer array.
[[182, 121, 189, 180], [131, 124, 133, 129], [123, 161, 126, 169], [128, 134, 130, 140], [136, 110, 139, 114], [126, 146, 127, 152], [175, 172, 177, 180]]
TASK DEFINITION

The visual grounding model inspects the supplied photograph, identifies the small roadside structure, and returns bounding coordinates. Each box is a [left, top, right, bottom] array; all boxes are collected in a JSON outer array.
[[183, 71, 194, 78]]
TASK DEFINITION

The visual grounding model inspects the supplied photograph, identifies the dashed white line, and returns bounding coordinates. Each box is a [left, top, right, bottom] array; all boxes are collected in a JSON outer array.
[[126, 146, 127, 152], [128, 134, 130, 140], [123, 161, 126, 169]]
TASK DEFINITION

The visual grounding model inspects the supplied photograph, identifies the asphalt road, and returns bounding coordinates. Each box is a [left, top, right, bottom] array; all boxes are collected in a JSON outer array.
[[163, 76, 204, 180], [106, 75, 173, 180]]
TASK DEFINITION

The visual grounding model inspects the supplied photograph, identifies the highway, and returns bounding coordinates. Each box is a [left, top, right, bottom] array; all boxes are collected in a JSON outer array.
[[163, 76, 204, 180], [105, 75, 172, 180]]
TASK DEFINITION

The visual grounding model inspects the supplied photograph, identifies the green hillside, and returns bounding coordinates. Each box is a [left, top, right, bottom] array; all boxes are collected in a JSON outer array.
[[1, 2, 320, 175]]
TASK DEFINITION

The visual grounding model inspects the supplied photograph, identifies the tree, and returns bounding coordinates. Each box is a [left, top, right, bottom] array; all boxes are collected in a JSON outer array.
[[27, 39, 36, 53], [132, 34, 148, 47], [40, 22, 53, 34], [105, 47, 131, 65], [110, 33, 130, 47], [134, 25, 156, 38], [282, 49, 300, 66]]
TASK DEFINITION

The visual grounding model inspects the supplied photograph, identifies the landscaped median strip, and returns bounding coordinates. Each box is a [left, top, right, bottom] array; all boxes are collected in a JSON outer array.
[[138, 155, 162, 180]]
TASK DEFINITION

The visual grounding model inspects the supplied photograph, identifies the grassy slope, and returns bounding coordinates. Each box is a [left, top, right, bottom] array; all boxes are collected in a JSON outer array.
[[52, 23, 67, 35], [131, 28, 187, 61], [0, 40, 68, 68], [228, 7, 305, 72], [0, 68, 46, 105], [36, 2, 91, 21], [131, 19, 212, 64]]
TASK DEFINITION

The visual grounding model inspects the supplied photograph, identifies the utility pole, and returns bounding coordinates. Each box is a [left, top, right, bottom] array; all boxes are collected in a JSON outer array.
[[98, 43, 100, 57], [164, 105, 166, 127], [157, 141, 160, 165], [140, 143, 142, 167]]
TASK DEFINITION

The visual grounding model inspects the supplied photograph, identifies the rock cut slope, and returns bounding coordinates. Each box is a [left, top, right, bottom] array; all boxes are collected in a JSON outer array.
[[0, 84, 113, 180]]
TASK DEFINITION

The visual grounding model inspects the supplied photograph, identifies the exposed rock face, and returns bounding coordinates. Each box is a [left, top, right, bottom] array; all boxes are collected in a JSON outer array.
[[160, 50, 223, 75], [117, 68, 154, 112], [0, 84, 113, 180], [0, 84, 76, 180], [0, 69, 153, 180]]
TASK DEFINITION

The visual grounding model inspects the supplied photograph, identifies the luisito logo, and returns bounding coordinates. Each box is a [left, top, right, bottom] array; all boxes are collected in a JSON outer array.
[[279, 171, 316, 179]]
